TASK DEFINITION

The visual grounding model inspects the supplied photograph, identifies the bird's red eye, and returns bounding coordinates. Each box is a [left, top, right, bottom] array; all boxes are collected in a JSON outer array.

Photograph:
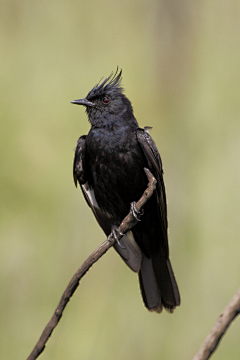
[[102, 96, 110, 104]]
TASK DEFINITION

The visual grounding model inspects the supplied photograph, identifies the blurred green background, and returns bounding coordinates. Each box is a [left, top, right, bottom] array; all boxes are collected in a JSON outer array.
[[1, 1, 240, 359]]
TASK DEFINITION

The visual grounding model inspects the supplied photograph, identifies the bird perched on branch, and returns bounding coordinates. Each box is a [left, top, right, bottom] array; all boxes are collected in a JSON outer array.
[[71, 69, 180, 313]]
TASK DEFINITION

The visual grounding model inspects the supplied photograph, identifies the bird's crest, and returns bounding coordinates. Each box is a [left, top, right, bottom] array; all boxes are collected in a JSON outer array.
[[86, 68, 123, 100]]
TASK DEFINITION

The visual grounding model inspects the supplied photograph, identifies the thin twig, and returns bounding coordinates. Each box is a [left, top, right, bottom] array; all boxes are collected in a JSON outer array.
[[26, 168, 156, 360], [192, 287, 240, 360]]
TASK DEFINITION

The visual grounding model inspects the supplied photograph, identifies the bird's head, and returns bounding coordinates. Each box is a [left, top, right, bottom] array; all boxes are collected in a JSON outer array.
[[71, 69, 137, 128]]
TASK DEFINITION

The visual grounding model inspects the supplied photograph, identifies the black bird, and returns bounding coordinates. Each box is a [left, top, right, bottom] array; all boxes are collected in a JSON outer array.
[[71, 70, 180, 313]]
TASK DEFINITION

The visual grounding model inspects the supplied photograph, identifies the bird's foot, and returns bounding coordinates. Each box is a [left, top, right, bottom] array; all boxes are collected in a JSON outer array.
[[108, 229, 125, 249], [130, 202, 144, 221]]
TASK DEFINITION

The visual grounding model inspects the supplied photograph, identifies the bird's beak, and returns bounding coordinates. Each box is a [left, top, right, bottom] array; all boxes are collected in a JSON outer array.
[[71, 98, 95, 107]]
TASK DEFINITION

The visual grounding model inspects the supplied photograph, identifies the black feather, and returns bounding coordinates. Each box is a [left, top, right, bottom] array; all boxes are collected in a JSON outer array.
[[86, 68, 123, 101], [72, 70, 180, 312]]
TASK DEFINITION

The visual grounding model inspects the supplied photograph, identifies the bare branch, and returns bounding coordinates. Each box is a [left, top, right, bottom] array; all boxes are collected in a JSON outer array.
[[26, 168, 156, 360], [192, 287, 240, 360]]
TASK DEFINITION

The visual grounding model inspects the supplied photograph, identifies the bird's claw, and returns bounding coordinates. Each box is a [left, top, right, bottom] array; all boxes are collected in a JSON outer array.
[[130, 202, 144, 221], [108, 229, 125, 249]]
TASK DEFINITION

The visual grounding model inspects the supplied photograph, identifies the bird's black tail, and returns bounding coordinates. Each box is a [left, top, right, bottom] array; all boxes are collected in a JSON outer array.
[[139, 251, 180, 313]]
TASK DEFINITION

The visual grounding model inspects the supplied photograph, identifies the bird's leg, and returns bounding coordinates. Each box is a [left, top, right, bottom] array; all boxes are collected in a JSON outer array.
[[108, 228, 125, 249], [130, 202, 144, 221]]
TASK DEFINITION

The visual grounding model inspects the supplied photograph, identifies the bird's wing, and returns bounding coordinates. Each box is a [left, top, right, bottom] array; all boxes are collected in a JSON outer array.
[[73, 136, 87, 187], [73, 135, 104, 214], [136, 128, 168, 245], [73, 135, 93, 208], [73, 135, 142, 272], [137, 129, 181, 310]]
